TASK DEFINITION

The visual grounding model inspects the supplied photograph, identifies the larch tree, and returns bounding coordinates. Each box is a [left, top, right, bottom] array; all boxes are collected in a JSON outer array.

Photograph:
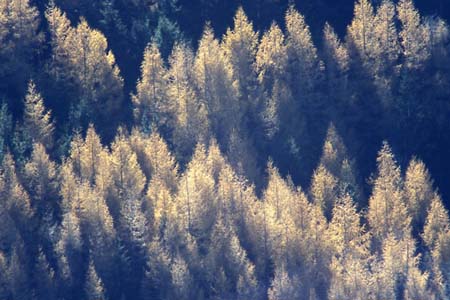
[[168, 43, 209, 160], [370, 0, 400, 106], [344, 0, 381, 141], [247, 172, 308, 285], [377, 233, 432, 299], [261, 163, 296, 268], [404, 158, 435, 231], [45, 4, 73, 83], [129, 128, 178, 191], [328, 194, 370, 261], [309, 164, 338, 220], [285, 6, 322, 105], [205, 216, 258, 299], [163, 191, 200, 269], [67, 131, 83, 182], [23, 81, 55, 150], [46, 6, 124, 134], [147, 174, 176, 241], [396, 0, 431, 156], [263, 161, 296, 223], [24, 143, 59, 256], [222, 7, 260, 117], [286, 186, 311, 237], [260, 80, 281, 140], [267, 265, 301, 300], [327, 194, 372, 300], [404, 264, 434, 299], [323, 22, 350, 75], [328, 247, 373, 300], [109, 129, 146, 221], [66, 124, 114, 254], [339, 159, 361, 205], [277, 189, 331, 299], [24, 143, 59, 220], [346, 0, 376, 62], [59, 160, 109, 298], [132, 43, 170, 132], [128, 129, 178, 237], [255, 23, 290, 152], [367, 142, 411, 249], [217, 162, 259, 247], [73, 182, 103, 236], [76, 125, 110, 187], [422, 194, 450, 297], [175, 142, 217, 241], [119, 187, 149, 251], [255, 23, 287, 94], [127, 129, 153, 180], [76, 180, 117, 294], [226, 129, 260, 188], [285, 6, 325, 164], [423, 195, 450, 250], [428, 229, 450, 298], [373, 0, 400, 75], [319, 123, 361, 202], [59, 160, 79, 213], [397, 0, 431, 70], [246, 197, 275, 283], [110, 130, 148, 296], [261, 78, 292, 142], [319, 124, 349, 177], [322, 23, 350, 106], [72, 18, 124, 131], [194, 25, 239, 145]]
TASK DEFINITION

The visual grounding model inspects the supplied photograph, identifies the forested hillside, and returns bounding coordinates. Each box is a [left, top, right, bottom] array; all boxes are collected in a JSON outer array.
[[1, 0, 450, 299]]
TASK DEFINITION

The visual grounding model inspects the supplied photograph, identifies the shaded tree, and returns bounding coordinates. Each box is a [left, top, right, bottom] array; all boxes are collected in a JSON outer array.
[[0, 0, 42, 95]]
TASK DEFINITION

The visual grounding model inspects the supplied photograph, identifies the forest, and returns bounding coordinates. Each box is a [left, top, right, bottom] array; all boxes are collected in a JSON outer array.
[[1, 0, 450, 299]]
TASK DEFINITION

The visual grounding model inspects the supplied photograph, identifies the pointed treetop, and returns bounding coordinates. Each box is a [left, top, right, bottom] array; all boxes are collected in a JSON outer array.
[[224, 6, 258, 52], [405, 157, 435, 228], [256, 22, 287, 87], [397, 0, 431, 68], [319, 123, 348, 175], [23, 80, 55, 150], [323, 22, 350, 73], [423, 194, 450, 249], [347, 0, 375, 57]]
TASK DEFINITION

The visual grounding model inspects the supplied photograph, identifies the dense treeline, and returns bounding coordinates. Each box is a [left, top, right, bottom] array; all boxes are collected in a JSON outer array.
[[1, 0, 450, 299], [2, 0, 450, 194], [2, 116, 450, 299]]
